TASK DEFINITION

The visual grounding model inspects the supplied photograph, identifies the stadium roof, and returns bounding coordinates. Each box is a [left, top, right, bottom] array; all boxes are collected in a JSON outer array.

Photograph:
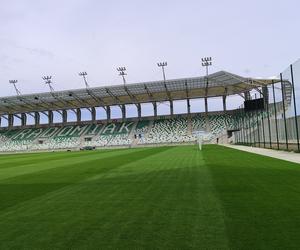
[[0, 71, 280, 115]]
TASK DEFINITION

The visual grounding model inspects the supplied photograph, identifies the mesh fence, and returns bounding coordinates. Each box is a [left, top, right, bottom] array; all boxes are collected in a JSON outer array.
[[233, 59, 300, 151]]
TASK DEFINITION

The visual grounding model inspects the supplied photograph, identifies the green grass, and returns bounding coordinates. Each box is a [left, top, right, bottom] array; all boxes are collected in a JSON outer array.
[[0, 145, 300, 249]]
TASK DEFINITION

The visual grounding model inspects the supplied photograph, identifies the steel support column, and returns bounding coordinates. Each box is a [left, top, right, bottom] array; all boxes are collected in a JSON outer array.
[[137, 103, 141, 119], [91, 107, 96, 122], [62, 110, 68, 124], [48, 111, 53, 125], [121, 105, 126, 120], [21, 113, 27, 127], [106, 106, 111, 121], [170, 100, 174, 116], [8, 114, 14, 128], [76, 108, 81, 123], [187, 99, 191, 114], [153, 102, 157, 117], [222, 95, 227, 111], [35, 112, 40, 126]]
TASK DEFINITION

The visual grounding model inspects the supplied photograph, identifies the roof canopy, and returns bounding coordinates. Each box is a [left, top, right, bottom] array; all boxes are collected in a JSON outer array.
[[0, 71, 279, 115]]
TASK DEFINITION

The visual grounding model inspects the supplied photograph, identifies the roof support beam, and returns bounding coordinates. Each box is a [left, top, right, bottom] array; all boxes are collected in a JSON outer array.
[[49, 92, 75, 110], [14, 114, 22, 120], [238, 93, 245, 99], [106, 88, 121, 104], [164, 83, 172, 101], [144, 85, 154, 101], [1, 115, 8, 121], [18, 98, 40, 111], [86, 89, 106, 107], [68, 91, 94, 108], [32, 97, 58, 113], [1, 99, 25, 113], [124, 86, 140, 109]]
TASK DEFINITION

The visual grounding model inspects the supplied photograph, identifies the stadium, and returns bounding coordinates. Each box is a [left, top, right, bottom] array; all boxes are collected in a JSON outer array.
[[0, 67, 293, 152], [1, 1, 300, 249], [1, 58, 300, 249]]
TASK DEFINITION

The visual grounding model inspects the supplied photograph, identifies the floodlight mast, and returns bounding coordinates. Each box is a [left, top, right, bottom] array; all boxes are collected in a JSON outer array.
[[201, 57, 213, 98], [201, 57, 212, 77], [117, 67, 127, 85], [9, 80, 21, 96], [79, 72, 90, 88], [157, 62, 167, 81], [42, 76, 54, 92], [201, 57, 212, 123]]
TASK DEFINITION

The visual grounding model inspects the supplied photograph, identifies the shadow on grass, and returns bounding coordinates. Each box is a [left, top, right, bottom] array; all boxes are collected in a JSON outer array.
[[0, 147, 171, 212]]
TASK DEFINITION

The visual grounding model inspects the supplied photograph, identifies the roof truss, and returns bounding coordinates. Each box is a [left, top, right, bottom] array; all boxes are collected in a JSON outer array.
[[0, 71, 282, 115]]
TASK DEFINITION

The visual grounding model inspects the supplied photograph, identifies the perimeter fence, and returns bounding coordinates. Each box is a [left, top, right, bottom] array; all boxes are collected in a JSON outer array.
[[233, 59, 300, 151]]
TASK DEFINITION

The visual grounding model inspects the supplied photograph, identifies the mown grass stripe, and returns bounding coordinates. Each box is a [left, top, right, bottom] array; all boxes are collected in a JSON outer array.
[[204, 145, 300, 250], [0, 146, 230, 249]]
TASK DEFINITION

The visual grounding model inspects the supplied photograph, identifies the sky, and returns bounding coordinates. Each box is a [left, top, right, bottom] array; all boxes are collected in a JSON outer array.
[[0, 0, 300, 121]]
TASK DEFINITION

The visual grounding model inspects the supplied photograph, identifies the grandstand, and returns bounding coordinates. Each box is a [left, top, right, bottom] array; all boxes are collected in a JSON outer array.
[[0, 71, 291, 152]]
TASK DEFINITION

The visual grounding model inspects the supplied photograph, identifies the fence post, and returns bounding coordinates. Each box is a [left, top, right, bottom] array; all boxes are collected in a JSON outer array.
[[272, 82, 280, 150], [256, 109, 260, 148], [266, 87, 272, 148], [238, 116, 241, 144], [248, 113, 252, 146], [242, 115, 245, 144], [261, 110, 266, 148], [290, 64, 300, 151], [252, 111, 256, 147], [280, 73, 289, 150], [243, 114, 248, 145]]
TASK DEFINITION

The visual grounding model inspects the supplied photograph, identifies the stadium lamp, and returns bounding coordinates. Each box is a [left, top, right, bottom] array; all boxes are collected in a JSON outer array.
[[42, 76, 54, 92], [157, 62, 167, 81], [9, 80, 21, 96], [201, 57, 212, 76], [79, 72, 90, 88], [117, 67, 127, 85]]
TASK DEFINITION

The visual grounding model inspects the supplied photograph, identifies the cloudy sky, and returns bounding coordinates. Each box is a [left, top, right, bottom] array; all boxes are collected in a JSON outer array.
[[1, 0, 299, 97]]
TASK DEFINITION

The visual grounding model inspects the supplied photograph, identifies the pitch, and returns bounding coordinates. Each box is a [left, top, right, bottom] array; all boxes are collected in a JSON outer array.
[[0, 145, 299, 249]]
